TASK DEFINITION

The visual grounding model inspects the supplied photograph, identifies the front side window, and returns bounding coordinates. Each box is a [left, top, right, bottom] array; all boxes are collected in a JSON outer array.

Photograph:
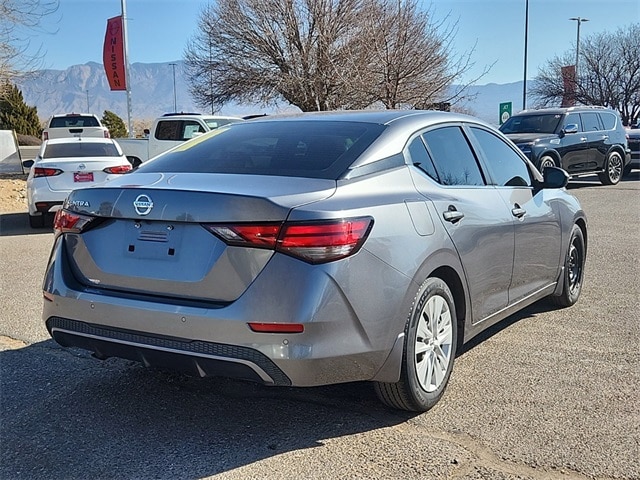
[[422, 127, 485, 186], [470, 127, 532, 187], [563, 113, 582, 131]]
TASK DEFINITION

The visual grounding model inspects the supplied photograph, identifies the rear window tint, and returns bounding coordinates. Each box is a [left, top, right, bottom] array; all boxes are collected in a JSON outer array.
[[49, 116, 100, 128], [138, 121, 385, 180], [44, 142, 120, 158]]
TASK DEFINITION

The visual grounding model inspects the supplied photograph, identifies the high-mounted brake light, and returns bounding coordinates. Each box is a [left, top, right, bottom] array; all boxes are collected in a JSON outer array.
[[53, 209, 95, 235], [204, 217, 373, 264], [103, 164, 132, 174], [34, 167, 62, 177]]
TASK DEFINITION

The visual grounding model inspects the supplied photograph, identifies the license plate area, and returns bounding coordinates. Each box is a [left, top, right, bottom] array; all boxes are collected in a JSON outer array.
[[74, 172, 94, 182]]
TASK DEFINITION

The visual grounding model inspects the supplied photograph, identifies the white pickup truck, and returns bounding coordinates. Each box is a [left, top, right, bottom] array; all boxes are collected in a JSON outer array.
[[42, 113, 110, 141], [116, 113, 243, 167]]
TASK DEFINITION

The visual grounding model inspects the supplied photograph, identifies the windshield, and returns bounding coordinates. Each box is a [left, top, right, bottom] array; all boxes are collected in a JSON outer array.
[[499, 114, 562, 134], [44, 142, 120, 158], [137, 120, 385, 180]]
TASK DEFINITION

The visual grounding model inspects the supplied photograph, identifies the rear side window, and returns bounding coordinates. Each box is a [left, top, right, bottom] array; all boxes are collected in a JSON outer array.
[[155, 120, 206, 141], [581, 112, 602, 131], [598, 112, 617, 130], [138, 121, 385, 180], [44, 142, 120, 158], [422, 127, 485, 186], [49, 116, 100, 128], [407, 137, 438, 182]]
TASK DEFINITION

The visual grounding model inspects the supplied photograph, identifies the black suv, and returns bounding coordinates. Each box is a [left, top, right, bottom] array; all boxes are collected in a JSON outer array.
[[499, 106, 631, 185]]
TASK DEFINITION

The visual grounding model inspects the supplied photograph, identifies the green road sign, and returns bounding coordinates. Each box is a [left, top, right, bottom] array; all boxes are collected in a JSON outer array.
[[499, 102, 512, 125]]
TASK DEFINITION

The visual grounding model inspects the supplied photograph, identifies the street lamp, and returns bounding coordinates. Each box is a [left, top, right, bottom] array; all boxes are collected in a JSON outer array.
[[569, 17, 589, 79], [522, 0, 529, 110], [85, 90, 90, 112], [169, 63, 177, 113]]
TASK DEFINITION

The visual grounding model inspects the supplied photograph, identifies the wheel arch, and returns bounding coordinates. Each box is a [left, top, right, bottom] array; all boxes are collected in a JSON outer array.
[[429, 265, 467, 349], [538, 150, 561, 168]]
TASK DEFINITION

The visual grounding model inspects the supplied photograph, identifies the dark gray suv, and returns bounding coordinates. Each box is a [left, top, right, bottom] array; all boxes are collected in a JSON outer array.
[[500, 106, 631, 185]]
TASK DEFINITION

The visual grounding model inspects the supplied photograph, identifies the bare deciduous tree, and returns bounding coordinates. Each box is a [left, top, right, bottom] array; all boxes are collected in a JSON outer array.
[[184, 0, 488, 112], [0, 0, 59, 94], [532, 23, 640, 125]]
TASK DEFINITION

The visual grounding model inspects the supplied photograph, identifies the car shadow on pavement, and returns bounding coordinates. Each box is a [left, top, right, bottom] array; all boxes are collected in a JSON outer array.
[[0, 339, 418, 479], [0, 212, 54, 236], [458, 299, 557, 356]]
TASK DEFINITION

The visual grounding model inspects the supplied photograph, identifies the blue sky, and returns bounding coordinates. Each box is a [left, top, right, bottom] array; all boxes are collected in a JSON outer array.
[[25, 0, 640, 85]]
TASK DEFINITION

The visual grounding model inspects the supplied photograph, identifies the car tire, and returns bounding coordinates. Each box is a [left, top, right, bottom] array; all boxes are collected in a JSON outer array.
[[375, 277, 457, 412], [598, 151, 623, 185], [549, 225, 585, 308], [539, 155, 557, 171], [28, 213, 45, 229]]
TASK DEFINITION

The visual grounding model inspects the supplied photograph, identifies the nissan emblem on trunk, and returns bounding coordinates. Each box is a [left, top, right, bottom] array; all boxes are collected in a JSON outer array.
[[133, 194, 153, 216]]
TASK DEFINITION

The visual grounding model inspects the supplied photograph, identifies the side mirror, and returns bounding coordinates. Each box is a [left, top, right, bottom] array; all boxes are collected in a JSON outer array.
[[561, 124, 579, 135], [22, 159, 34, 169], [542, 166, 569, 189]]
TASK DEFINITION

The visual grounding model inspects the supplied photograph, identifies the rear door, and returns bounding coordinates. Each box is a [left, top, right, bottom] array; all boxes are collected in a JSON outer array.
[[408, 125, 515, 322], [580, 112, 606, 170]]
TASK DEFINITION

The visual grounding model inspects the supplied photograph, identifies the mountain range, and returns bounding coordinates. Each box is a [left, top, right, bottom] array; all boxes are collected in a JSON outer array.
[[16, 61, 528, 127]]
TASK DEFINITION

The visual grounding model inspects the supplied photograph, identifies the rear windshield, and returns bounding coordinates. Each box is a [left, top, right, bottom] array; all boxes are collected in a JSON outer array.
[[499, 114, 562, 134], [49, 116, 100, 128], [44, 142, 120, 158], [137, 120, 385, 179]]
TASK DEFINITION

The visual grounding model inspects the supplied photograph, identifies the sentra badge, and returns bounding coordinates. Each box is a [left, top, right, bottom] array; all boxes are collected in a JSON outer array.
[[133, 194, 153, 216]]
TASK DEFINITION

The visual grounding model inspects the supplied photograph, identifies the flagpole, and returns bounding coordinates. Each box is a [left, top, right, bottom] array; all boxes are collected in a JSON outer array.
[[121, 0, 133, 138]]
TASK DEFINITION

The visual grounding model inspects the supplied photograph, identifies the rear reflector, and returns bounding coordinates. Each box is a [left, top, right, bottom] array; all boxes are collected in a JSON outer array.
[[103, 164, 132, 174], [34, 167, 63, 177], [248, 322, 304, 333], [204, 217, 373, 264]]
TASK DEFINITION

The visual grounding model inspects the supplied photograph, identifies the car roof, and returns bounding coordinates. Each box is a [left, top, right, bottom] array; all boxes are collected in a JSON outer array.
[[49, 113, 99, 118], [245, 109, 484, 127]]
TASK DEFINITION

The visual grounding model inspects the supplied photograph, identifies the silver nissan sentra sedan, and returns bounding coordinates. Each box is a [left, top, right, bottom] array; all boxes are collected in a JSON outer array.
[[43, 110, 587, 411]]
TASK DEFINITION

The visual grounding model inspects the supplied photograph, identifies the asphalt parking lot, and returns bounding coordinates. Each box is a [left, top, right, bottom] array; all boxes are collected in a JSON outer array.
[[1, 173, 639, 480]]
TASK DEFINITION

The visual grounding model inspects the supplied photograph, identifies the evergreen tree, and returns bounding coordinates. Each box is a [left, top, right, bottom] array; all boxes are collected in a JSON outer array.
[[101, 110, 128, 138], [0, 82, 42, 137]]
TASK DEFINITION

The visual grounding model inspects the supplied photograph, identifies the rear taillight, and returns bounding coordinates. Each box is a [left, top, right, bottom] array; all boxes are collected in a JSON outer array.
[[103, 164, 132, 174], [104, 131, 110, 138], [53, 209, 95, 235], [43, 132, 49, 141], [204, 217, 373, 264], [34, 167, 63, 177]]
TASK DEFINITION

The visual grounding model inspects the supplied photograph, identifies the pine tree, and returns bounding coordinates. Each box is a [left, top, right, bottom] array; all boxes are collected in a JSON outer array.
[[101, 110, 128, 138], [0, 82, 42, 138]]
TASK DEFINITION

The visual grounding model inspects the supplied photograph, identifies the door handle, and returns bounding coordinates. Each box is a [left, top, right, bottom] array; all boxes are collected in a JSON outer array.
[[580, 137, 588, 142], [443, 206, 464, 223], [512, 204, 526, 218]]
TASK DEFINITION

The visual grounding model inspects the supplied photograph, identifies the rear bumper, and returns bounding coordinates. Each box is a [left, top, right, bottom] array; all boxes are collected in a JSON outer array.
[[42, 234, 410, 387], [47, 316, 292, 385]]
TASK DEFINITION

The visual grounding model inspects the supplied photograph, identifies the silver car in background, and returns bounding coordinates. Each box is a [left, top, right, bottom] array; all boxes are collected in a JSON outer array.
[[43, 111, 587, 411]]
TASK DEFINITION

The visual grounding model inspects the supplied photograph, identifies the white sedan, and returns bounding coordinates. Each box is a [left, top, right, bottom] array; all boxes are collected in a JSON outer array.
[[26, 137, 132, 228]]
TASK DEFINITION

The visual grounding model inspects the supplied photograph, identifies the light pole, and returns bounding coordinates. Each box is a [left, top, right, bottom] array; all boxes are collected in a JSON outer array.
[[522, 0, 529, 110], [85, 90, 90, 112], [169, 63, 177, 113], [569, 17, 589, 79]]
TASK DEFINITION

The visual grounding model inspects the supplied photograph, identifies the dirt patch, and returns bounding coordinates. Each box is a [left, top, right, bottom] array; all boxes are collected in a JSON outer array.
[[0, 174, 28, 214]]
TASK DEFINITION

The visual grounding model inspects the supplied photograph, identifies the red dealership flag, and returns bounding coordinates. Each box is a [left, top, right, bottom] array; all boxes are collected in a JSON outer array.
[[561, 65, 576, 107], [103, 16, 127, 91]]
